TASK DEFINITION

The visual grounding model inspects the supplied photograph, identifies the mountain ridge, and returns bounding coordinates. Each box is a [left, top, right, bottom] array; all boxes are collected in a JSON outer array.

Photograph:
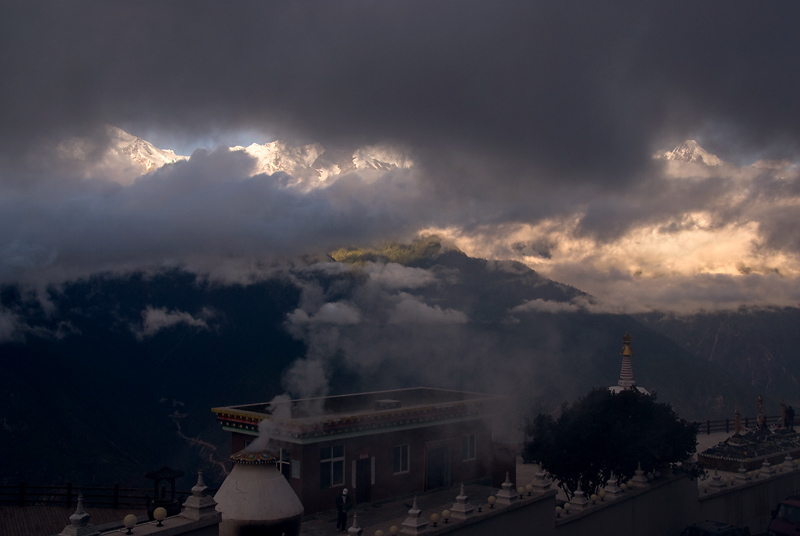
[[2, 243, 787, 492], [100, 128, 730, 180], [654, 139, 726, 166]]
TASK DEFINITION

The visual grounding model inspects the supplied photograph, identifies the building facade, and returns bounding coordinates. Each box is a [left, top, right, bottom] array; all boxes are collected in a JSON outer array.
[[212, 387, 510, 515]]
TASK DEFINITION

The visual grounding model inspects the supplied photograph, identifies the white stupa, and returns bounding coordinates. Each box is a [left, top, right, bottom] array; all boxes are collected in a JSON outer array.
[[609, 333, 649, 395], [215, 450, 304, 536]]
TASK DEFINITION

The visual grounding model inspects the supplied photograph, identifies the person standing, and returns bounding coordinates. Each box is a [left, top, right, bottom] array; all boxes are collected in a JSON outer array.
[[782, 402, 789, 428], [335, 488, 351, 533]]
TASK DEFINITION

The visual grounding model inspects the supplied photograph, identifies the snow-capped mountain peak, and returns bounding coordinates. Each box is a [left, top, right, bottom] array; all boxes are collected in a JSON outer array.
[[230, 140, 414, 183], [353, 145, 414, 171], [54, 126, 189, 183], [231, 140, 325, 176], [78, 127, 415, 184], [654, 140, 725, 166], [106, 125, 189, 172]]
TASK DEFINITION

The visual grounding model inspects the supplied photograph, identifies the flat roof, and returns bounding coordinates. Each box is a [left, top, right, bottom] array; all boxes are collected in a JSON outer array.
[[212, 387, 504, 444], [219, 387, 497, 418]]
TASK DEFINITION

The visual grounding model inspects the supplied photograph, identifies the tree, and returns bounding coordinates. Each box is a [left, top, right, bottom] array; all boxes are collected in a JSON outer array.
[[523, 387, 698, 500]]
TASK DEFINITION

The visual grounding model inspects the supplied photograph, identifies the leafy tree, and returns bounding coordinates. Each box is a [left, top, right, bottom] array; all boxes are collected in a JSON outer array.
[[523, 387, 698, 500]]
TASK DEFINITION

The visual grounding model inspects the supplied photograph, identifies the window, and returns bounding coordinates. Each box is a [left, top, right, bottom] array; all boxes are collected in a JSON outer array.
[[277, 448, 291, 481], [291, 459, 301, 479], [320, 445, 345, 489], [393, 444, 410, 474], [462, 434, 476, 460], [776, 503, 800, 525]]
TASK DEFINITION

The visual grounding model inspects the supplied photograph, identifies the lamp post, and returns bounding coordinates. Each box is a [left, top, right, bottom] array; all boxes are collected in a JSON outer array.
[[123, 514, 137, 534], [153, 507, 167, 527]]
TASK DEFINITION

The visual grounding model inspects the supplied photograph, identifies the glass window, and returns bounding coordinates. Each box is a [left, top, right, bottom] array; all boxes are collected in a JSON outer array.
[[320, 445, 345, 489], [321, 461, 332, 489], [277, 448, 291, 481], [462, 434, 476, 460], [777, 504, 800, 525], [393, 444, 410, 473]]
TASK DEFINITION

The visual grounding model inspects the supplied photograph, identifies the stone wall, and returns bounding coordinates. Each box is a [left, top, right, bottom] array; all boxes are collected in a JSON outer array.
[[553, 473, 699, 536], [93, 514, 221, 536], [699, 467, 800, 533], [415, 465, 800, 536], [426, 490, 557, 536]]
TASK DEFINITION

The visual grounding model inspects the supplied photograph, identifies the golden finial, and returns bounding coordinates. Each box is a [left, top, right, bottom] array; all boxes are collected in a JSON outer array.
[[621, 333, 633, 357]]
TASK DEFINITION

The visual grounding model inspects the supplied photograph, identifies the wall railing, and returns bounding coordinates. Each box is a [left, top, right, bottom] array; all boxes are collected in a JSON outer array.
[[693, 414, 792, 435], [0, 483, 200, 509]]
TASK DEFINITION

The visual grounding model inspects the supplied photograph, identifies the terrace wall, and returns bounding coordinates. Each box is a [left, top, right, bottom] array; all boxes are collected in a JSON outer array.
[[699, 468, 800, 534], [553, 473, 699, 536]]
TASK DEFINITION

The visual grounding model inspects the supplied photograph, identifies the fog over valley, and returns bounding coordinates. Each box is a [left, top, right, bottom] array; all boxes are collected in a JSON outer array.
[[2, 1, 800, 490]]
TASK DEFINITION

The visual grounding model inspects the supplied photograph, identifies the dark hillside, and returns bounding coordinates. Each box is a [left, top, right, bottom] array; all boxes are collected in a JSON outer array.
[[0, 244, 781, 491]]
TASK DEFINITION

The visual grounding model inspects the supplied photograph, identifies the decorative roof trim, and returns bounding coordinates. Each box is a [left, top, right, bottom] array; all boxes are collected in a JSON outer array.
[[214, 400, 497, 435], [222, 414, 491, 445]]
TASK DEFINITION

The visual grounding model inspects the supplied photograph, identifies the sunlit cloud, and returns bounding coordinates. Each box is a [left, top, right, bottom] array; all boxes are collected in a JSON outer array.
[[288, 302, 363, 326], [425, 157, 800, 314], [363, 263, 437, 290], [1, 2, 800, 318], [388, 293, 468, 324], [134, 306, 216, 340]]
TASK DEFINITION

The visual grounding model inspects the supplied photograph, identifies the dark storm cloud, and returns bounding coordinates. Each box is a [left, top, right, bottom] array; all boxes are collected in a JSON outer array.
[[0, 148, 443, 286], [2, 0, 800, 315], [574, 169, 736, 242], [2, 1, 798, 192]]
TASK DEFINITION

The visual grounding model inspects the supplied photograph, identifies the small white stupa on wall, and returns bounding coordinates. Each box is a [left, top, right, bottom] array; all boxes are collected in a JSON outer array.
[[609, 333, 649, 395]]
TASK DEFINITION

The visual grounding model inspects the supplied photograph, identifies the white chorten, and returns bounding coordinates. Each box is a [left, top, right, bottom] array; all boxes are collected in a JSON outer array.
[[609, 333, 649, 395], [215, 450, 304, 536]]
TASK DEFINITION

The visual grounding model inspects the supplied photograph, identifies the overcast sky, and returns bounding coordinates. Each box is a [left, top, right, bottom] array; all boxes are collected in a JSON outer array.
[[2, 1, 800, 314]]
